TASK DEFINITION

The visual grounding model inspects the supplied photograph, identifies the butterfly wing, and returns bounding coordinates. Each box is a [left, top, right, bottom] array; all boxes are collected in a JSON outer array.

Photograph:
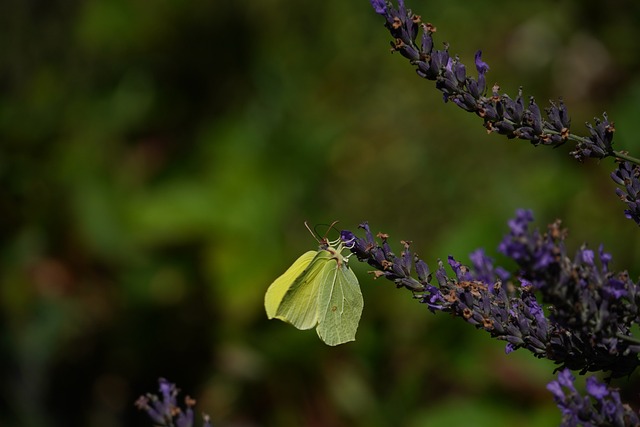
[[272, 250, 331, 330], [265, 250, 317, 319], [316, 258, 363, 346]]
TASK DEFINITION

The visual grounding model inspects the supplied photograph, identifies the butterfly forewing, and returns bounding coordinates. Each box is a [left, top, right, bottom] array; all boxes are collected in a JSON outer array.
[[265, 250, 317, 319], [274, 250, 332, 330]]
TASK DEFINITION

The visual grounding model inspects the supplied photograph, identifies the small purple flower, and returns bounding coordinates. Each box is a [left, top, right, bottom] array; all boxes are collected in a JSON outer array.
[[585, 376, 609, 399], [599, 244, 612, 272], [447, 255, 472, 281], [519, 278, 533, 289], [370, 0, 387, 15], [415, 259, 431, 283], [340, 230, 356, 248], [469, 248, 501, 286], [603, 278, 627, 299], [546, 379, 565, 400], [423, 284, 444, 311], [556, 369, 576, 392], [474, 50, 489, 75], [509, 209, 533, 234], [581, 248, 595, 265]]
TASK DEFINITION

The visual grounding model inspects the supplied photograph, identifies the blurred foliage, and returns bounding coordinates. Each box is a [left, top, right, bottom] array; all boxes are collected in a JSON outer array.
[[2, 0, 640, 426]]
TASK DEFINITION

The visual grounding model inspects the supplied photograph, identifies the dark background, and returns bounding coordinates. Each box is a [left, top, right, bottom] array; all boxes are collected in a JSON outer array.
[[2, 0, 640, 426]]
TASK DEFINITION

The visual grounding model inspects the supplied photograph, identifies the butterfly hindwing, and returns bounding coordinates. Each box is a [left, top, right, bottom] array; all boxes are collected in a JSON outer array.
[[316, 254, 363, 346]]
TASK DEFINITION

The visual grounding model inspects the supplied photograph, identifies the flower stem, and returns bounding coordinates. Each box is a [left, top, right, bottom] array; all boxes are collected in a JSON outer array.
[[613, 151, 640, 166], [616, 333, 640, 345]]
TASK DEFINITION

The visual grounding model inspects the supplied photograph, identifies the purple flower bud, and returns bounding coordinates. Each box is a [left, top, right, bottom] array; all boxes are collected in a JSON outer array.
[[415, 258, 431, 283], [176, 407, 194, 427], [447, 256, 472, 281], [400, 241, 412, 274], [494, 120, 515, 135], [604, 278, 627, 299], [503, 91, 525, 123], [435, 259, 448, 286], [599, 244, 612, 272], [370, 0, 387, 15], [526, 97, 543, 135], [585, 376, 609, 399], [546, 380, 564, 400], [474, 50, 489, 75], [429, 49, 450, 75], [340, 230, 356, 247], [453, 60, 466, 84], [545, 100, 571, 131], [397, 0, 406, 14], [421, 31, 433, 55], [557, 369, 576, 391], [359, 221, 376, 246], [581, 248, 595, 265]]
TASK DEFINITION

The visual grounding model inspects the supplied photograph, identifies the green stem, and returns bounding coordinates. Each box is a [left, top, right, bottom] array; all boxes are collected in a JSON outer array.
[[616, 333, 640, 345], [613, 151, 640, 166], [534, 128, 640, 167]]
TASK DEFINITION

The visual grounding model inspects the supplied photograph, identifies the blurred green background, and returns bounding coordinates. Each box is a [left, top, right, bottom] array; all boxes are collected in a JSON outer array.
[[2, 0, 640, 426]]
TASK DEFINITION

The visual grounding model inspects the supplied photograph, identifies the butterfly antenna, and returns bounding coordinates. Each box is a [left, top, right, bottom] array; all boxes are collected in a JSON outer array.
[[304, 221, 322, 243], [327, 220, 340, 234], [305, 221, 341, 245]]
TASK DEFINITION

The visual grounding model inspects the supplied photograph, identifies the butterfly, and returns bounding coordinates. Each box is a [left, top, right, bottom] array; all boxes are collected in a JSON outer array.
[[264, 223, 363, 346]]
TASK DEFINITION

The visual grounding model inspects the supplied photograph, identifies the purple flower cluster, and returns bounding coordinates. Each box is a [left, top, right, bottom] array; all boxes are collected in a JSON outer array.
[[547, 369, 639, 426], [135, 378, 212, 427], [499, 210, 640, 376], [368, 0, 616, 162], [343, 212, 640, 376], [612, 161, 640, 225], [341, 209, 640, 423]]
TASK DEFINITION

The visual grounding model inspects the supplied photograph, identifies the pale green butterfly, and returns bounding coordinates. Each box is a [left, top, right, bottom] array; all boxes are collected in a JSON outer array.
[[265, 222, 363, 346]]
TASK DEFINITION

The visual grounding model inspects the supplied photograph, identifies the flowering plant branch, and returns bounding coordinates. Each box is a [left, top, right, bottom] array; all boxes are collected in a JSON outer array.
[[341, 210, 640, 378], [339, 0, 640, 425], [340, 205, 640, 424], [370, 0, 640, 226]]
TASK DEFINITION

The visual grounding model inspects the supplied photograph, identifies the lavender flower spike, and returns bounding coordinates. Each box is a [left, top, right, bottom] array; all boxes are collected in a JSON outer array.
[[369, 0, 619, 156], [612, 160, 640, 225], [547, 369, 640, 426], [344, 211, 640, 377], [368, 0, 640, 224], [135, 378, 212, 427]]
